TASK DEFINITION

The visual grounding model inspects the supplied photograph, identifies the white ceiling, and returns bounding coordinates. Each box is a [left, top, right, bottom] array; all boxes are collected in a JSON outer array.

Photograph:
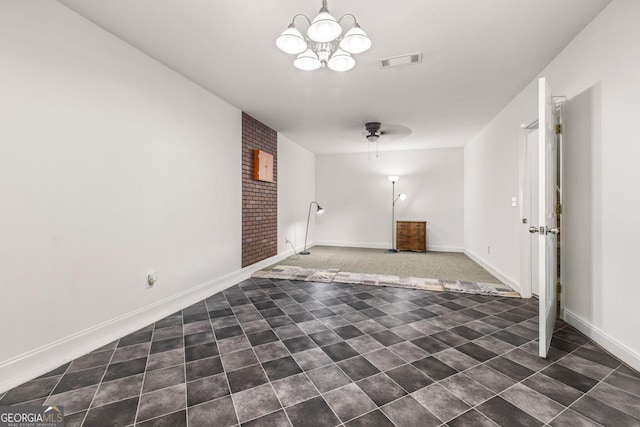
[[58, 0, 610, 154]]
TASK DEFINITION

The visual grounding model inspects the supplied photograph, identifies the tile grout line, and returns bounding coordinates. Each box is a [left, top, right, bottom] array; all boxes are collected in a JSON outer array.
[[80, 338, 121, 426], [132, 323, 158, 426], [206, 295, 244, 427], [42, 354, 74, 406], [579, 368, 640, 422], [182, 308, 189, 427]]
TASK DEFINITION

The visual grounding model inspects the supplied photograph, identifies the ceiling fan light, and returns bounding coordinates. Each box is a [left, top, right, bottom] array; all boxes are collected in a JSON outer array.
[[294, 49, 322, 71], [327, 49, 355, 72], [307, 9, 342, 42], [276, 25, 308, 55], [339, 24, 371, 54], [366, 133, 379, 142]]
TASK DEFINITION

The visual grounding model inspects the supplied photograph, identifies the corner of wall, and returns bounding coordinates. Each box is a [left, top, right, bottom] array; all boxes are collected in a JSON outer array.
[[464, 248, 521, 295], [564, 309, 640, 372]]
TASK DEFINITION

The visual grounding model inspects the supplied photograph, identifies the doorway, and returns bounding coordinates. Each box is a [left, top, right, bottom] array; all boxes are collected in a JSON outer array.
[[519, 126, 540, 298]]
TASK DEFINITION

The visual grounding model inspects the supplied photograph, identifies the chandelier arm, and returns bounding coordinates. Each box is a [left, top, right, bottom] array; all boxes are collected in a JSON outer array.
[[337, 13, 358, 26], [290, 14, 312, 27]]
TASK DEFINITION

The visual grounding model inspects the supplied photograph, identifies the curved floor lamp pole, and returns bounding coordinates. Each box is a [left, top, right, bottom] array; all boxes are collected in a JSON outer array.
[[300, 201, 324, 255]]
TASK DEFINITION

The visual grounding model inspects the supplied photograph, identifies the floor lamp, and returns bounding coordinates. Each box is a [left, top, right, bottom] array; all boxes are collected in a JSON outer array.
[[386, 176, 406, 253], [300, 201, 324, 255]]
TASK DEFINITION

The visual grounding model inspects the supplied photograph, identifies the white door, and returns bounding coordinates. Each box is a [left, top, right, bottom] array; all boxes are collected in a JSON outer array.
[[537, 77, 559, 358]]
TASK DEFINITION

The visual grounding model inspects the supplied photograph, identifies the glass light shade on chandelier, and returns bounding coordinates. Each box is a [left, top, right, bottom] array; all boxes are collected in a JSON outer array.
[[276, 0, 371, 71], [294, 49, 322, 71], [276, 24, 307, 55], [308, 9, 342, 42], [339, 24, 372, 54], [327, 49, 355, 72]]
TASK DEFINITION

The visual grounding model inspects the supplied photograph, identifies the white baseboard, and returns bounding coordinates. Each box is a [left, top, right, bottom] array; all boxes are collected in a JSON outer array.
[[427, 245, 464, 253], [564, 309, 640, 372], [464, 248, 521, 294], [0, 252, 290, 394], [282, 241, 310, 257], [315, 240, 389, 250], [314, 241, 463, 253]]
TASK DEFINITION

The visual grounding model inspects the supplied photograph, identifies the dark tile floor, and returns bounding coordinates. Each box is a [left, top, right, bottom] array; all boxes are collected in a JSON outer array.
[[2, 278, 640, 426]]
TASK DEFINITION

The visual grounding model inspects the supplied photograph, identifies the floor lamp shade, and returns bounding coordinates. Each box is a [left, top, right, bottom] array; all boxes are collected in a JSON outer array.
[[300, 201, 324, 255]]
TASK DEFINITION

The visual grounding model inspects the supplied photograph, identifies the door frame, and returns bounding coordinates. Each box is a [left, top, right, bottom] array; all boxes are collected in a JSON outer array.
[[557, 104, 566, 319], [518, 118, 539, 299]]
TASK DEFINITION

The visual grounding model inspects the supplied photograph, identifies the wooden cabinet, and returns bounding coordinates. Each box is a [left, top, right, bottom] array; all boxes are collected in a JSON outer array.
[[396, 221, 427, 252]]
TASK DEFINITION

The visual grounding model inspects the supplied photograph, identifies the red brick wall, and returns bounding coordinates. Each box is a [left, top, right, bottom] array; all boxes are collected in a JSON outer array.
[[242, 113, 277, 267]]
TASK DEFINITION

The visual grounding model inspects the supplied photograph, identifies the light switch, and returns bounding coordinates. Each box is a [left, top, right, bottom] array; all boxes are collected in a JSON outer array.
[[511, 196, 517, 207]]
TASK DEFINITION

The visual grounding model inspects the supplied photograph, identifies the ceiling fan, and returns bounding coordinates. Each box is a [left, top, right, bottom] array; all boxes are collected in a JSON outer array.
[[364, 122, 382, 141], [363, 122, 411, 142], [362, 122, 412, 158]]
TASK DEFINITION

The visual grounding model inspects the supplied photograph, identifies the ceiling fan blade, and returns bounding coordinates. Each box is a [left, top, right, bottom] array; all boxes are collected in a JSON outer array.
[[347, 122, 412, 142], [379, 124, 412, 139]]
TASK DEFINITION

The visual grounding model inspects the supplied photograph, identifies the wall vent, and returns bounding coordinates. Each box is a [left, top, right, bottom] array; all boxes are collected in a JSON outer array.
[[379, 52, 423, 69]]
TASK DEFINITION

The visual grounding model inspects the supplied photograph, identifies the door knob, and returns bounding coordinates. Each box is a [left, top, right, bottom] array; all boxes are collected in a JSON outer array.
[[529, 226, 539, 234], [548, 228, 560, 235]]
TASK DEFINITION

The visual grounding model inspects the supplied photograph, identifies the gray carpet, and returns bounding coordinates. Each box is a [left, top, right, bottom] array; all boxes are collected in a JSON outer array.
[[273, 246, 502, 284]]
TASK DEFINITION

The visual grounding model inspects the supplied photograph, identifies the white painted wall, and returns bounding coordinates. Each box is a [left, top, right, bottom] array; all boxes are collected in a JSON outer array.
[[464, 103, 525, 287], [316, 148, 464, 252], [0, 2, 242, 388], [464, 0, 640, 369], [277, 134, 316, 254]]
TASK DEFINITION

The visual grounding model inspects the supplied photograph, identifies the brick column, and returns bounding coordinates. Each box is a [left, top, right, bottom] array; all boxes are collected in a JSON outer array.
[[241, 113, 277, 267]]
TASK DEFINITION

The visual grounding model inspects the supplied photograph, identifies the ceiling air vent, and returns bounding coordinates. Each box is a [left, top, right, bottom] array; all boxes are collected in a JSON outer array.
[[379, 52, 423, 69]]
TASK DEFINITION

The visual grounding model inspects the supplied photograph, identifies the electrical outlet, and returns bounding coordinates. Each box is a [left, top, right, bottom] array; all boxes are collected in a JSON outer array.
[[487, 246, 491, 254], [147, 271, 157, 288]]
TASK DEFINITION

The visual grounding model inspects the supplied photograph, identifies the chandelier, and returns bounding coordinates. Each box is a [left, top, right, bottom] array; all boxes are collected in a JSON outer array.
[[275, 0, 372, 72]]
